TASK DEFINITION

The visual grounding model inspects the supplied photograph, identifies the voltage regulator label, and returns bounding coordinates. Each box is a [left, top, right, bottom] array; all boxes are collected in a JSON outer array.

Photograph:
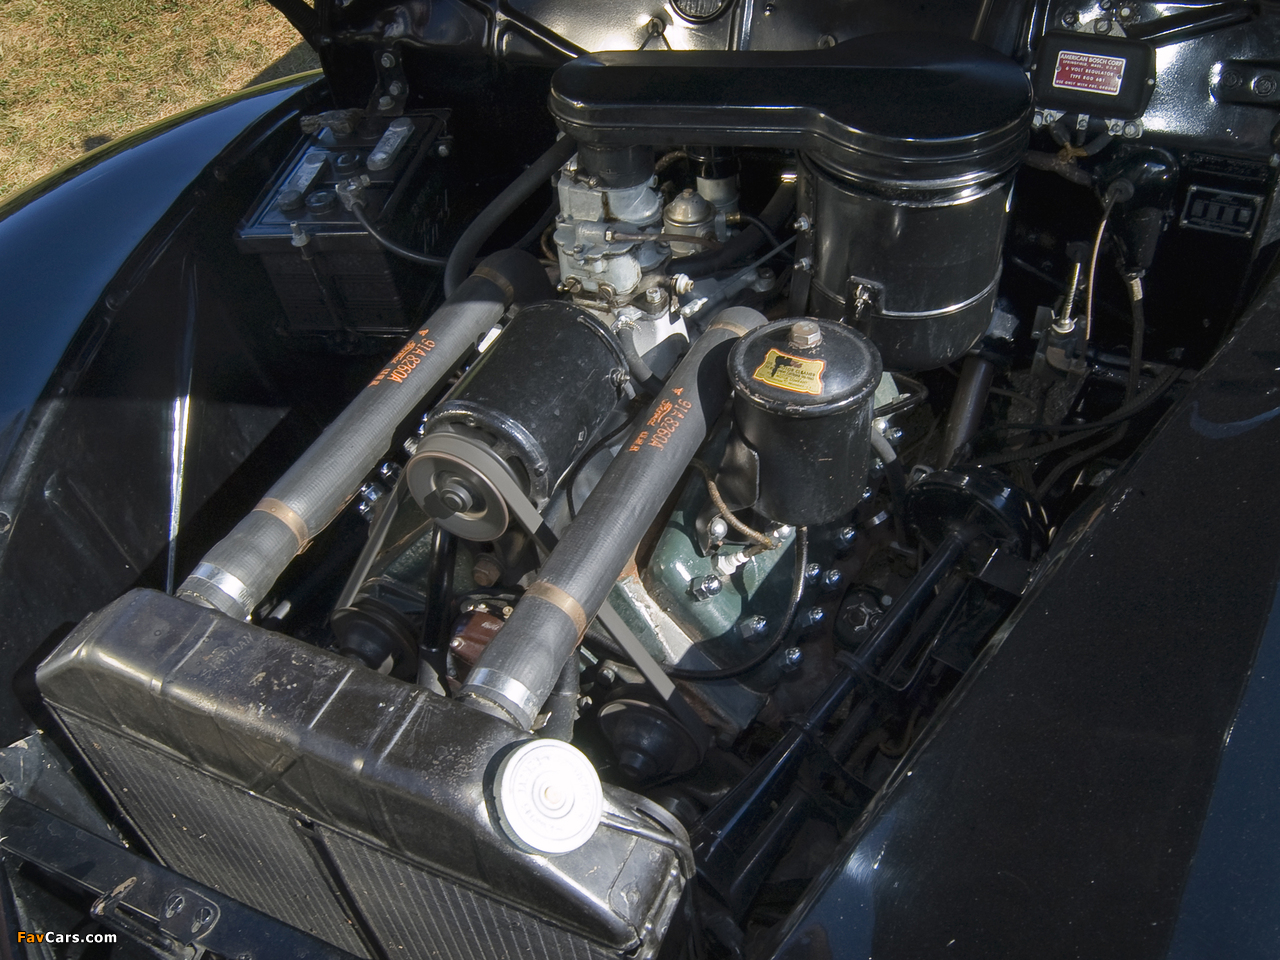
[[1053, 50, 1126, 96], [752, 349, 825, 396]]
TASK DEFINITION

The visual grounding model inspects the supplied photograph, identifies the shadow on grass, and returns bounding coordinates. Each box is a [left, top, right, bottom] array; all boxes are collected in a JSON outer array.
[[77, 41, 320, 154], [245, 40, 320, 88]]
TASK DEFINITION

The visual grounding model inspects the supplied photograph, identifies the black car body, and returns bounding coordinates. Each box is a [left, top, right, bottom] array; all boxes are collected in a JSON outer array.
[[2, 1, 1279, 957]]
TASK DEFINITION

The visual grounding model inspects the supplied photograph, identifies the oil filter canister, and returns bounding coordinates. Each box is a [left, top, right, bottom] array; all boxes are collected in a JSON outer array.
[[406, 301, 628, 540], [728, 319, 881, 526]]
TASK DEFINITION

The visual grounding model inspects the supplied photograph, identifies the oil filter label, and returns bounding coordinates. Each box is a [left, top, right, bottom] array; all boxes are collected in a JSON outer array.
[[1052, 50, 1125, 96], [752, 349, 825, 395]]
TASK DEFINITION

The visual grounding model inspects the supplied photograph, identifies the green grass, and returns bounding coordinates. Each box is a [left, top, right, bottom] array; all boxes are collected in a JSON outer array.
[[0, 0, 306, 197]]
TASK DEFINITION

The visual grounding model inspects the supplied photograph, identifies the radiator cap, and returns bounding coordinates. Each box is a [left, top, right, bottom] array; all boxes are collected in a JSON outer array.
[[494, 740, 604, 855]]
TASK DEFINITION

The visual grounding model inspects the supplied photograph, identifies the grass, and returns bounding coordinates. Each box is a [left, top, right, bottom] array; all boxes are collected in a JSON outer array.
[[0, 0, 308, 198]]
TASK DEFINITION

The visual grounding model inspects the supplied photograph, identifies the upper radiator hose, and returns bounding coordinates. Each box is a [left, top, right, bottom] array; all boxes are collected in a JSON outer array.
[[179, 251, 552, 620], [460, 306, 767, 729]]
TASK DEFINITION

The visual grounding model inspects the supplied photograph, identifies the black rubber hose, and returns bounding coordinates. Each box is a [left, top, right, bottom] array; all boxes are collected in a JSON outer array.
[[617, 324, 666, 396], [679, 181, 796, 278], [1024, 150, 1094, 187], [351, 203, 448, 267], [417, 525, 456, 691], [540, 654, 580, 742], [563, 407, 645, 519], [1126, 280, 1145, 403], [514, 196, 560, 253], [733, 212, 780, 252], [443, 136, 578, 297], [459, 306, 768, 729], [665, 528, 808, 682]]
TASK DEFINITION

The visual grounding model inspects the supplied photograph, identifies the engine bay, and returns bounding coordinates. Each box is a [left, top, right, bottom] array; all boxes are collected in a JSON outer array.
[[9, 1, 1280, 957]]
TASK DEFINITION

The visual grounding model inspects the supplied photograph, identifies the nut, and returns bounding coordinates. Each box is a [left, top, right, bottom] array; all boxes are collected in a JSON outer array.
[[670, 273, 694, 296], [800, 607, 825, 629], [690, 574, 723, 601], [788, 320, 823, 350]]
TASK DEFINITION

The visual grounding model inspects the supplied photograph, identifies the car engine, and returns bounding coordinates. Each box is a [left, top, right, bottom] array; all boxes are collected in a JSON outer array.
[[11, 0, 1280, 957]]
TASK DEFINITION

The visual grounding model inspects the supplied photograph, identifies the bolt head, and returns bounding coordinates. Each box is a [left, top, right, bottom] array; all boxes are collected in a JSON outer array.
[[804, 562, 822, 584], [738, 614, 768, 638], [691, 574, 723, 601], [796, 257, 814, 273], [789, 320, 823, 350], [1061, 9, 1079, 25], [1093, 17, 1112, 33], [381, 52, 396, 68], [377, 95, 395, 110], [836, 525, 858, 550], [822, 568, 843, 591], [793, 214, 812, 232], [783, 647, 804, 669], [435, 141, 451, 157], [802, 607, 825, 628], [709, 516, 729, 540]]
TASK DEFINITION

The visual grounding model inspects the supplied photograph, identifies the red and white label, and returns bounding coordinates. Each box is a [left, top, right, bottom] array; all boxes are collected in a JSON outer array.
[[1052, 50, 1126, 96]]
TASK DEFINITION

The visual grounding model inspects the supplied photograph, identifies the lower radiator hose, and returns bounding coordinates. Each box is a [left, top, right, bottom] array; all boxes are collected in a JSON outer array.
[[460, 306, 767, 729]]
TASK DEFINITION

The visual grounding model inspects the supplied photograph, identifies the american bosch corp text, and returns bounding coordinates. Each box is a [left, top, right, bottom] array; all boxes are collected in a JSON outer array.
[[17, 931, 118, 944]]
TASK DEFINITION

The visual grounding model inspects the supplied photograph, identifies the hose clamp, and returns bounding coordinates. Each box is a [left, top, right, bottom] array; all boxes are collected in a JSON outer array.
[[183, 563, 255, 620], [253, 498, 311, 552], [465, 669, 543, 729], [524, 581, 587, 640]]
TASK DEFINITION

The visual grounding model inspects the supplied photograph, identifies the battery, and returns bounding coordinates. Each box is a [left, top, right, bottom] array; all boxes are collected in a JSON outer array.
[[236, 110, 449, 345]]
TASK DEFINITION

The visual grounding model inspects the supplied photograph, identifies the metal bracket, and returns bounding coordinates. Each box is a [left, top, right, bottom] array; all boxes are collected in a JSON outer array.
[[1213, 60, 1280, 105], [373, 47, 409, 116]]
